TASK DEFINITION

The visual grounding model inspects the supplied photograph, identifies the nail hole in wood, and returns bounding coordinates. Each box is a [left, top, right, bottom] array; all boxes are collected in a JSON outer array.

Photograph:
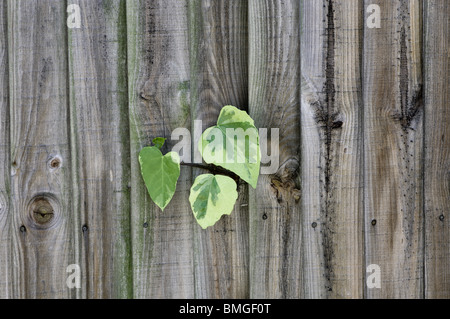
[[332, 120, 343, 129]]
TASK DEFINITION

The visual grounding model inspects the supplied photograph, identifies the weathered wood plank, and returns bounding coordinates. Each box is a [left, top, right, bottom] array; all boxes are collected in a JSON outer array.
[[248, 0, 302, 298], [424, 0, 450, 299], [7, 0, 74, 298], [363, 0, 424, 298], [301, 0, 364, 298], [0, 0, 11, 299], [68, 0, 131, 298], [189, 0, 249, 299], [127, 0, 194, 298]]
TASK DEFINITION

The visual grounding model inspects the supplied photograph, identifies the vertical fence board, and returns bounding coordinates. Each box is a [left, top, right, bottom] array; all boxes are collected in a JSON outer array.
[[300, 0, 328, 298], [0, 0, 11, 299], [424, 0, 450, 299], [363, 0, 424, 298], [249, 0, 302, 298], [189, 0, 249, 299], [127, 0, 194, 298], [301, 0, 364, 298], [68, 0, 131, 298], [7, 0, 74, 298]]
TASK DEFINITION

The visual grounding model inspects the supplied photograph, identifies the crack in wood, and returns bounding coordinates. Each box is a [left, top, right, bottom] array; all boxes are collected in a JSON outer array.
[[311, 0, 341, 197], [399, 25, 409, 127], [321, 0, 336, 294]]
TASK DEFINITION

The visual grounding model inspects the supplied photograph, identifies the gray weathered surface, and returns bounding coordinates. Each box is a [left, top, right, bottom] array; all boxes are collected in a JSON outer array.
[[189, 0, 250, 299], [7, 0, 74, 298], [0, 0, 448, 299], [249, 0, 302, 298], [363, 0, 424, 298], [301, 0, 364, 299], [424, 0, 450, 299], [127, 0, 194, 298], [68, 0, 131, 298], [0, 0, 11, 299]]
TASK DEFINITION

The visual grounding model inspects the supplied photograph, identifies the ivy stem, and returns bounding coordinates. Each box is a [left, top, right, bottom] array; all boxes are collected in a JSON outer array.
[[180, 162, 241, 184]]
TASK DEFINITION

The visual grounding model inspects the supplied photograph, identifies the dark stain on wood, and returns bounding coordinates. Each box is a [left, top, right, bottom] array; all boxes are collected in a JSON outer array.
[[321, 0, 336, 295], [393, 1, 423, 131]]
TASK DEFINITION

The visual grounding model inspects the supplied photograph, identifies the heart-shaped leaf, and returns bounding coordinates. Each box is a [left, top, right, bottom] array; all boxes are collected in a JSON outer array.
[[139, 146, 180, 211], [199, 105, 260, 188], [189, 174, 238, 229]]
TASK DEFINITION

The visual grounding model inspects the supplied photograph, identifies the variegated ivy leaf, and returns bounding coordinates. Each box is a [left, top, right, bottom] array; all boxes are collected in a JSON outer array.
[[198, 105, 260, 188], [189, 174, 238, 229]]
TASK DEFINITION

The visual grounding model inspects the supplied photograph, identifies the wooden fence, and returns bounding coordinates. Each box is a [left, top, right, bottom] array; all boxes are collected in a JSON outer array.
[[0, 0, 449, 299]]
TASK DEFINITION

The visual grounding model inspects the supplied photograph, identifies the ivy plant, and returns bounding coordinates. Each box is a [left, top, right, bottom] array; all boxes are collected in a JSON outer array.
[[139, 137, 180, 211], [139, 105, 260, 229]]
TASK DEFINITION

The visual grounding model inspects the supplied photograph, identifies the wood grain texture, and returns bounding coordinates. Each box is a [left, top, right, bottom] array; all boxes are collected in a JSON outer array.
[[7, 0, 74, 298], [189, 0, 249, 299], [68, 0, 131, 298], [249, 0, 302, 298], [424, 0, 450, 299], [0, 0, 449, 300], [0, 0, 11, 299], [363, 0, 424, 298], [301, 0, 364, 298], [127, 0, 194, 298]]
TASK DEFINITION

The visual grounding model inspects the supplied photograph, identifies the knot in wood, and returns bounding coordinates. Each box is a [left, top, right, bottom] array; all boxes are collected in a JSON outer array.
[[48, 155, 62, 170], [271, 158, 300, 203], [27, 194, 60, 230], [50, 158, 60, 168], [31, 197, 54, 225]]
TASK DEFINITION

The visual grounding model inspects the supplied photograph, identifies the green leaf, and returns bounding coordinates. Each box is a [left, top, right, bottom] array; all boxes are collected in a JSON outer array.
[[139, 146, 180, 211], [152, 137, 166, 150], [189, 174, 238, 229], [199, 105, 260, 188]]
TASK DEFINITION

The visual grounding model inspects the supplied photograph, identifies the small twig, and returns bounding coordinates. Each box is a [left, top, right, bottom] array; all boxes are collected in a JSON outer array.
[[180, 162, 241, 185]]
